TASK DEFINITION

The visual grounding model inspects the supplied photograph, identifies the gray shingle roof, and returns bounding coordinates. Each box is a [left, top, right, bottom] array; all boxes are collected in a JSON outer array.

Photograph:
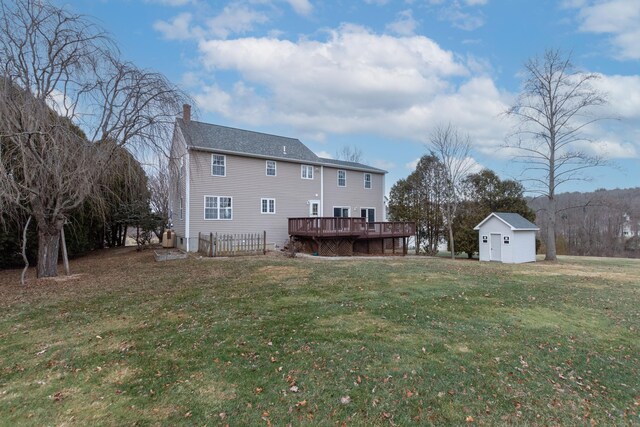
[[475, 212, 539, 230], [318, 157, 387, 173], [177, 119, 386, 173], [177, 119, 319, 163]]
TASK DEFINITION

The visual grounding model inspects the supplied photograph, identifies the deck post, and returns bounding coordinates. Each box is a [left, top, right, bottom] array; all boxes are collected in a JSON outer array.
[[209, 232, 214, 257], [263, 230, 267, 254]]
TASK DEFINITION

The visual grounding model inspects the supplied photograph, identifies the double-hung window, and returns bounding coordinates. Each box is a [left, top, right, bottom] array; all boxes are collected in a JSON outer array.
[[301, 165, 313, 179], [266, 160, 276, 176], [204, 196, 232, 220], [338, 170, 346, 187], [364, 173, 372, 189], [261, 198, 276, 214], [211, 154, 226, 176]]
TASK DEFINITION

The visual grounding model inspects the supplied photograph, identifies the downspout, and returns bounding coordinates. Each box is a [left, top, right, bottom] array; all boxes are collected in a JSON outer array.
[[185, 150, 191, 251], [320, 165, 324, 216], [382, 173, 387, 221]]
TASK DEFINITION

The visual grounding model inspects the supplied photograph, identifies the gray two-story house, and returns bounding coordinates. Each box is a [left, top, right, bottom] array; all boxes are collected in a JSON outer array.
[[169, 105, 387, 252]]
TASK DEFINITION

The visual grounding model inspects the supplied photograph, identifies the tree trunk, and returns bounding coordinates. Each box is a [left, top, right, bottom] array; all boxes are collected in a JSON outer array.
[[545, 196, 557, 261], [448, 222, 455, 259], [37, 226, 62, 278], [447, 205, 455, 259], [21, 216, 32, 285]]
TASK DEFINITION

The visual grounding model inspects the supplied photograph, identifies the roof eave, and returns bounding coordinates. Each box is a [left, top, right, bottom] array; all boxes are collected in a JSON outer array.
[[186, 144, 323, 165]]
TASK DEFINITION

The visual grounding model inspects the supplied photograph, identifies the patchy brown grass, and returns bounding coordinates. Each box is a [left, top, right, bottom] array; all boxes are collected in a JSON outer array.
[[0, 248, 638, 425]]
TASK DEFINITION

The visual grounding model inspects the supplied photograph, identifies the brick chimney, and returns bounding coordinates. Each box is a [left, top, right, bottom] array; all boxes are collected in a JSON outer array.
[[183, 104, 191, 123]]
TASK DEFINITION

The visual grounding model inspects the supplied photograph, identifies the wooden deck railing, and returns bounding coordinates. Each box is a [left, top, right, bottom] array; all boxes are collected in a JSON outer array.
[[288, 217, 415, 238]]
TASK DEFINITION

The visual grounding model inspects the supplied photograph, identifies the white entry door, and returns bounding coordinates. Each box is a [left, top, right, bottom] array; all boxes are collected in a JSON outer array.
[[490, 233, 502, 261], [309, 200, 320, 217]]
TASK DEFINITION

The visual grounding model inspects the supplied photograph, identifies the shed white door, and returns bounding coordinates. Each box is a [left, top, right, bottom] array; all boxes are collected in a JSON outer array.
[[490, 233, 502, 261]]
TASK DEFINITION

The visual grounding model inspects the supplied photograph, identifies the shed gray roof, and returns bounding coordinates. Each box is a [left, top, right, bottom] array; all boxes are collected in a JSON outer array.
[[176, 118, 386, 173], [474, 212, 539, 231]]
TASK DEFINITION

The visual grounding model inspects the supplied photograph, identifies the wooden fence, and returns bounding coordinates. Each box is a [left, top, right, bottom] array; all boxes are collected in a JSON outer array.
[[198, 231, 267, 257]]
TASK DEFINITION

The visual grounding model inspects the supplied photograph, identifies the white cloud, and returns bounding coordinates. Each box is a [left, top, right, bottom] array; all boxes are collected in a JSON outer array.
[[154, 12, 203, 40], [386, 9, 418, 36], [568, 0, 640, 60], [589, 139, 638, 158], [285, 0, 313, 16], [427, 0, 488, 31], [438, 6, 484, 31], [154, 4, 270, 41], [207, 4, 269, 39], [315, 150, 333, 158], [194, 25, 516, 152], [593, 74, 640, 119], [405, 158, 419, 170]]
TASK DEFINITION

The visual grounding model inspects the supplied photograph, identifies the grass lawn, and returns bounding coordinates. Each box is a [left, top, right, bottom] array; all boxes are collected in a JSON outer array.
[[0, 248, 638, 426]]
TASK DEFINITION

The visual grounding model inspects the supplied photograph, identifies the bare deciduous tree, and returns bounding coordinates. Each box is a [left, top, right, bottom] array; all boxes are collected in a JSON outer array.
[[335, 145, 364, 163], [506, 49, 607, 261], [0, 0, 188, 279], [148, 156, 170, 240], [429, 123, 475, 259]]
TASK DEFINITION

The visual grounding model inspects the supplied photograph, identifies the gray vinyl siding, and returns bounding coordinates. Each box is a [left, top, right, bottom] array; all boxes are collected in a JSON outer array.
[[169, 126, 188, 248], [187, 151, 322, 248], [322, 166, 385, 221]]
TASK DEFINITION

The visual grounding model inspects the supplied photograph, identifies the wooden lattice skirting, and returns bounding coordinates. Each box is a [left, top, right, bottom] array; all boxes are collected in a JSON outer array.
[[317, 238, 354, 256]]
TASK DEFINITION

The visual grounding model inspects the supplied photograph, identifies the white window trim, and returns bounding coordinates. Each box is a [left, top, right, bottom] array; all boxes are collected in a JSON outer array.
[[337, 169, 346, 187], [364, 173, 372, 189], [204, 195, 233, 220], [261, 198, 276, 214], [211, 154, 226, 177], [266, 160, 277, 177], [333, 206, 350, 217], [301, 164, 313, 179], [309, 199, 320, 217], [360, 207, 375, 222]]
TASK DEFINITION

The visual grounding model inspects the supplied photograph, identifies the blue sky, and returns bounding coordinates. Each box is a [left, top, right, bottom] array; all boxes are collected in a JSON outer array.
[[61, 0, 639, 195]]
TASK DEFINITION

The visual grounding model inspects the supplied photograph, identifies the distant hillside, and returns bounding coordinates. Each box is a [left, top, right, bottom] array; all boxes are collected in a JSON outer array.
[[527, 187, 640, 258]]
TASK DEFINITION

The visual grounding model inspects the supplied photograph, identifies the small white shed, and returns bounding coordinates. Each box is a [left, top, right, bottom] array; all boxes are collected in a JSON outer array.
[[474, 212, 539, 263]]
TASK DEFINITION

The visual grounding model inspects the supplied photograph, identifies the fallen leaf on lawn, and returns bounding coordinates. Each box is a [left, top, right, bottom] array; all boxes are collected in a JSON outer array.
[[270, 357, 277, 363], [219, 412, 226, 420], [466, 415, 474, 423], [406, 390, 414, 398], [255, 387, 263, 394], [296, 400, 307, 407], [340, 396, 351, 404], [290, 386, 299, 393], [184, 412, 192, 418]]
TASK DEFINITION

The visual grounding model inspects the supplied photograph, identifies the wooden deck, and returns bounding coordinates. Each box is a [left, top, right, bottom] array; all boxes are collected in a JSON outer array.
[[288, 217, 415, 239]]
